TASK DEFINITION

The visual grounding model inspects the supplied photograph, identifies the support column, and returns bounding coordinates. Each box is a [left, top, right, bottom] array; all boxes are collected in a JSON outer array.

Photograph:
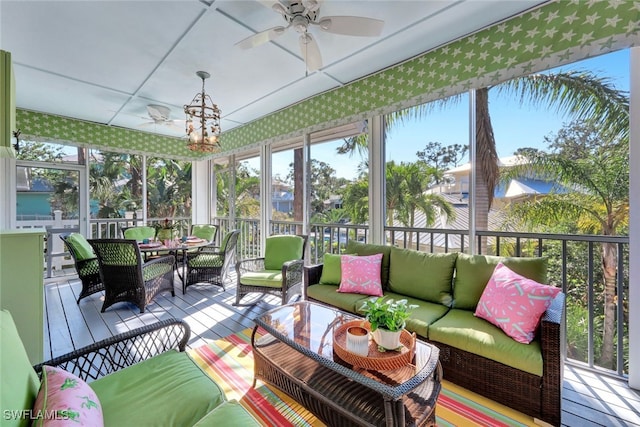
[[192, 159, 212, 224], [368, 115, 385, 245], [468, 89, 477, 255], [629, 46, 639, 390], [260, 144, 272, 254]]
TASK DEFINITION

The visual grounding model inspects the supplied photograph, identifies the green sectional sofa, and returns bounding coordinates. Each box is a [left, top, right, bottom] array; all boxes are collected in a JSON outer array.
[[304, 241, 564, 426], [0, 310, 259, 427]]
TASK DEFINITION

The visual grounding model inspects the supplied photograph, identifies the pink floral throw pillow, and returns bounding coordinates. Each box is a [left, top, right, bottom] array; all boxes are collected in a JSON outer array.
[[338, 253, 384, 296], [32, 365, 103, 426], [475, 262, 561, 344]]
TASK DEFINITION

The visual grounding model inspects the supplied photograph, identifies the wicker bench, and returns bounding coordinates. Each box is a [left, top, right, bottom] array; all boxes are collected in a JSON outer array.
[[304, 241, 564, 426]]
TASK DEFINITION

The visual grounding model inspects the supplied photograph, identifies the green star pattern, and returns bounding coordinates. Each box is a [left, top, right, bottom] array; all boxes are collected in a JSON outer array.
[[15, 0, 640, 160]]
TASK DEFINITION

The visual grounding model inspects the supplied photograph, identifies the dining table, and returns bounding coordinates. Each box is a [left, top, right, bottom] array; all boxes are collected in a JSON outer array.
[[137, 238, 213, 291]]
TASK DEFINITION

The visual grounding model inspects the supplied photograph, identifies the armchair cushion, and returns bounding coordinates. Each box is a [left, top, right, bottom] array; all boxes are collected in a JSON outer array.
[[66, 233, 95, 261], [238, 270, 282, 288], [123, 226, 156, 241], [264, 235, 304, 270], [90, 350, 224, 427], [192, 400, 261, 426], [191, 224, 217, 242], [1, 310, 41, 427], [344, 241, 392, 288], [33, 366, 103, 427]]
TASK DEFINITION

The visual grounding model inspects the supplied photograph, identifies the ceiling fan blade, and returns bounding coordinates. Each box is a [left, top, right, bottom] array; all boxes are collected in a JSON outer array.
[[235, 26, 287, 49], [317, 16, 384, 37], [299, 33, 322, 72]]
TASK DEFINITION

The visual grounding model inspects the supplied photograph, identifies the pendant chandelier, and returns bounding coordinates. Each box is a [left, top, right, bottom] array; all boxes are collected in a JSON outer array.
[[184, 71, 221, 153]]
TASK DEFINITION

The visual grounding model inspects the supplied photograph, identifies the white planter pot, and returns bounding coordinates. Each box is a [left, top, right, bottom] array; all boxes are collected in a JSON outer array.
[[371, 327, 403, 351]]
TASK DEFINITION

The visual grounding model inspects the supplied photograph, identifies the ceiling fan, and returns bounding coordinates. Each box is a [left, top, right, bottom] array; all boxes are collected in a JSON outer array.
[[236, 0, 384, 72], [139, 104, 183, 131]]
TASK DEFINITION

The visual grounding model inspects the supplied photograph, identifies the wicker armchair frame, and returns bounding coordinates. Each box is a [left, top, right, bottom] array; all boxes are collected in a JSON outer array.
[[235, 234, 308, 306], [33, 318, 190, 382], [60, 233, 104, 304], [89, 239, 175, 313], [184, 229, 240, 293], [304, 263, 564, 426]]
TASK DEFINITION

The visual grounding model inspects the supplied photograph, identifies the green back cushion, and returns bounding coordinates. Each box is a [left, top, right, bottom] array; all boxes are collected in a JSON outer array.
[[453, 253, 548, 310], [388, 247, 457, 306], [124, 226, 156, 241], [344, 241, 392, 288], [66, 233, 95, 261], [192, 225, 217, 241], [318, 253, 342, 285], [1, 310, 41, 427], [264, 235, 304, 270], [90, 350, 225, 426]]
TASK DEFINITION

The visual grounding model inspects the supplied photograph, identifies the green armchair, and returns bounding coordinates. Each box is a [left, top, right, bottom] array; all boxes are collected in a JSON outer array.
[[235, 234, 307, 306], [60, 232, 104, 304]]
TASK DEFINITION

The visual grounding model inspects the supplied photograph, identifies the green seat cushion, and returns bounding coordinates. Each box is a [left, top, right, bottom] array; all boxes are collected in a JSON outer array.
[[189, 253, 224, 268], [429, 309, 543, 376], [123, 226, 156, 241], [306, 284, 370, 313], [318, 253, 342, 285], [453, 254, 548, 310], [388, 247, 457, 306], [345, 241, 392, 288], [193, 400, 261, 427], [353, 292, 450, 339], [66, 233, 95, 261], [264, 235, 304, 270], [90, 350, 225, 427], [1, 310, 41, 427], [142, 262, 174, 281], [240, 270, 282, 288]]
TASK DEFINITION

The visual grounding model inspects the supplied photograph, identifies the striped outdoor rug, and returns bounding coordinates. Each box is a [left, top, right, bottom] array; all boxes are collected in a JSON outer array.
[[189, 328, 536, 426]]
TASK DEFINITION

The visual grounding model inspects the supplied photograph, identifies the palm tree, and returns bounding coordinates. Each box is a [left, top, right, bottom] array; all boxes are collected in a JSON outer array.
[[503, 121, 628, 369]]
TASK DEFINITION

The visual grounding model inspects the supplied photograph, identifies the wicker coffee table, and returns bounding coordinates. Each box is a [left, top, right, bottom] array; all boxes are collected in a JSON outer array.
[[251, 301, 442, 427]]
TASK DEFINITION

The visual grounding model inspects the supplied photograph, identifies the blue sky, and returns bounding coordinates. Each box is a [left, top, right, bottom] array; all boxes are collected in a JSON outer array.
[[266, 48, 629, 181]]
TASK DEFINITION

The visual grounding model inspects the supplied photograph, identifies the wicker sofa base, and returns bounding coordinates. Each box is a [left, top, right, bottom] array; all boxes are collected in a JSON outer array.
[[434, 341, 559, 426]]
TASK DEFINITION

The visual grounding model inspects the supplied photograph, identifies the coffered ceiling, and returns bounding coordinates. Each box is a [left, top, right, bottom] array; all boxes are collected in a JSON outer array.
[[0, 0, 546, 141]]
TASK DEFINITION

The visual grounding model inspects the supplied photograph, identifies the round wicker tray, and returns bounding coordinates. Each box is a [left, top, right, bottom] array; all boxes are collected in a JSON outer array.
[[333, 320, 415, 371]]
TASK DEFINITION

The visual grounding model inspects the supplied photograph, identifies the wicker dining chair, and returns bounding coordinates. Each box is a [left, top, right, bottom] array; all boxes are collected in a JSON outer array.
[[121, 225, 157, 241], [88, 239, 175, 313], [60, 233, 104, 304], [184, 230, 240, 294], [235, 234, 307, 306]]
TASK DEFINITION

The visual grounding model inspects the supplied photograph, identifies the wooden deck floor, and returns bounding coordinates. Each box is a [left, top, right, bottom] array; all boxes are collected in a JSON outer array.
[[43, 270, 640, 427]]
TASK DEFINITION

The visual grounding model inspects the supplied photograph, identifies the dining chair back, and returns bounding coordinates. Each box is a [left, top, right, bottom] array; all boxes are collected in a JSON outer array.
[[60, 233, 104, 304], [235, 234, 308, 306], [122, 226, 156, 241], [190, 224, 218, 244], [88, 239, 175, 313]]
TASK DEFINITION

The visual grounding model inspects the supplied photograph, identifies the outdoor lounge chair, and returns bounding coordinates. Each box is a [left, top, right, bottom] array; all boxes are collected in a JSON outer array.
[[60, 232, 104, 304], [88, 238, 175, 313], [235, 234, 307, 306], [184, 229, 240, 293]]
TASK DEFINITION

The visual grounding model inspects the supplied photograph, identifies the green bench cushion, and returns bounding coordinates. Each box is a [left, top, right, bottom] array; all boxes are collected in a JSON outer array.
[[307, 284, 370, 313], [388, 248, 457, 306], [90, 350, 225, 427], [1, 310, 41, 427], [240, 270, 282, 288], [453, 254, 548, 310], [429, 309, 543, 376], [193, 400, 261, 427], [318, 253, 342, 285]]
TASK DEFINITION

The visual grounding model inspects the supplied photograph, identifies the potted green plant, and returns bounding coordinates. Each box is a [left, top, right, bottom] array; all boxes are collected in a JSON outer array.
[[153, 218, 176, 242], [360, 297, 417, 351]]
